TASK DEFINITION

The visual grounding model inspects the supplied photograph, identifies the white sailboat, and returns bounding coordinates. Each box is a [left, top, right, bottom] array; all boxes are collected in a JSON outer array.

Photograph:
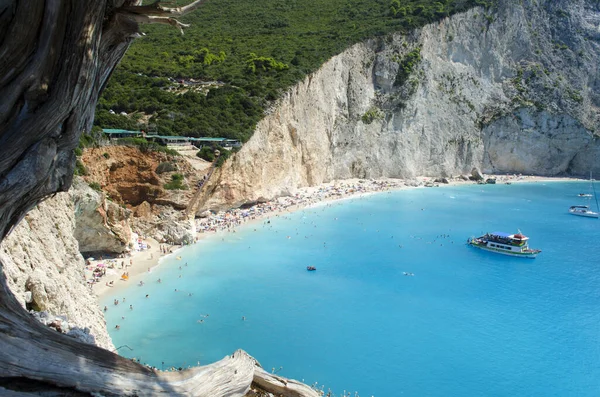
[[569, 172, 599, 218]]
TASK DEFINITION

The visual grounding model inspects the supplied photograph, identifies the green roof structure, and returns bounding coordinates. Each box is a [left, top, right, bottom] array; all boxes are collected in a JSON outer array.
[[102, 128, 141, 135]]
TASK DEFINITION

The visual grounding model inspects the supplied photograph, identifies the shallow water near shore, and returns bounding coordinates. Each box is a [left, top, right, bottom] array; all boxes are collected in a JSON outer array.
[[103, 182, 600, 396]]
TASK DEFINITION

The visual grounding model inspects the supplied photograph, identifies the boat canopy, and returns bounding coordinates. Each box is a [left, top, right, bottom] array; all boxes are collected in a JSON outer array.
[[489, 231, 528, 241], [491, 232, 512, 238]]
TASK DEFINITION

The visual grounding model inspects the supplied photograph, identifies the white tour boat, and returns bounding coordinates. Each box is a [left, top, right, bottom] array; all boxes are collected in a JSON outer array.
[[467, 232, 541, 259]]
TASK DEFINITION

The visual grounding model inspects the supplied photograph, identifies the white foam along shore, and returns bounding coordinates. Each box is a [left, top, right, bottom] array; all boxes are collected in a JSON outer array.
[[87, 174, 582, 300]]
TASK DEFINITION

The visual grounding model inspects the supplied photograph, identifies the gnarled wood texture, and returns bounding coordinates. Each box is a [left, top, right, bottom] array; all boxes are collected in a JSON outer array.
[[0, 1, 317, 395]]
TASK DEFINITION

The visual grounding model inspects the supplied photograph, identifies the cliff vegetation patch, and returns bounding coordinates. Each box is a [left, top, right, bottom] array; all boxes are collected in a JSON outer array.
[[362, 107, 385, 124], [156, 162, 178, 174], [393, 46, 422, 87], [164, 174, 187, 190]]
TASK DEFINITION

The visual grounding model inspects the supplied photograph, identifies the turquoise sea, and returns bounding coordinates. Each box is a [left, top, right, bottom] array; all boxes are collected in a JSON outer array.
[[103, 182, 600, 396]]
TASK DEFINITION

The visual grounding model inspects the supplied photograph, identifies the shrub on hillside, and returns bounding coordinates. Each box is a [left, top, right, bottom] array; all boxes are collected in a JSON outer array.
[[196, 147, 215, 162], [215, 146, 240, 168], [74, 160, 88, 176], [394, 47, 422, 87], [164, 173, 187, 190], [361, 107, 384, 124], [156, 161, 178, 174], [79, 133, 96, 148]]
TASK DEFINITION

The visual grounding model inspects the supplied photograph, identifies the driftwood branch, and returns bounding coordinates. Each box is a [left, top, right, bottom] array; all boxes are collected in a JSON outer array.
[[253, 368, 321, 397], [125, 13, 191, 34], [119, 0, 208, 33], [121, 0, 209, 17]]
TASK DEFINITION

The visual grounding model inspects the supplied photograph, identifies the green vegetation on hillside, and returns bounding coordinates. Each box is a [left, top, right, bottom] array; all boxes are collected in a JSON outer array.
[[196, 146, 216, 162], [96, 0, 492, 141], [164, 173, 187, 190]]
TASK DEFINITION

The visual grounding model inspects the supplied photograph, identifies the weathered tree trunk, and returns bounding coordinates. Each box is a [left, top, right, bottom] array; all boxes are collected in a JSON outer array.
[[0, 1, 319, 395]]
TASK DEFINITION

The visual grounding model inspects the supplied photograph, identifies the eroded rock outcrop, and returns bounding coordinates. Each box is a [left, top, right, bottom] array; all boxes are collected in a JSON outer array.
[[202, 0, 600, 210], [81, 146, 198, 209], [0, 193, 114, 351], [132, 205, 195, 245], [72, 178, 133, 254]]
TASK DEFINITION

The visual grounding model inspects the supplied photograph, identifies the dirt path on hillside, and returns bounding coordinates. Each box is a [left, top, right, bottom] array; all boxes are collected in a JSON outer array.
[[170, 145, 211, 172]]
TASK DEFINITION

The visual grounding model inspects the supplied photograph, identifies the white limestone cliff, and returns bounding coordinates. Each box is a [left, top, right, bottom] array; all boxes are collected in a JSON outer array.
[[203, 0, 600, 210], [0, 177, 136, 351], [0, 192, 114, 351]]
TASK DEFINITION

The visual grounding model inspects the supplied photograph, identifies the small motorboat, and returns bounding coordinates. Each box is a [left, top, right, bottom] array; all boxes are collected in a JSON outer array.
[[306, 266, 316, 271]]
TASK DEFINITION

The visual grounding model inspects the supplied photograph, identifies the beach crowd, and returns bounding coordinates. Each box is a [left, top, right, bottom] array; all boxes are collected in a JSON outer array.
[[196, 179, 404, 234]]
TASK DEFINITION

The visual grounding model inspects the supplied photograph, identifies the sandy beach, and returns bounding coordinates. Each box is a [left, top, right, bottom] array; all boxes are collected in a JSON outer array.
[[86, 174, 582, 301], [85, 237, 183, 298]]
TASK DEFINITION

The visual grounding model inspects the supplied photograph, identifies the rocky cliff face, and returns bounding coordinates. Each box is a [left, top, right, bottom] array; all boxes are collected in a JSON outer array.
[[72, 178, 133, 254], [81, 145, 198, 210], [80, 146, 198, 244], [0, 192, 114, 351], [203, 0, 600, 209]]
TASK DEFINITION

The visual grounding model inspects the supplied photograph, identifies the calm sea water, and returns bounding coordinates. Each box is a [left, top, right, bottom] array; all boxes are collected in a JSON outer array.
[[103, 182, 600, 396]]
